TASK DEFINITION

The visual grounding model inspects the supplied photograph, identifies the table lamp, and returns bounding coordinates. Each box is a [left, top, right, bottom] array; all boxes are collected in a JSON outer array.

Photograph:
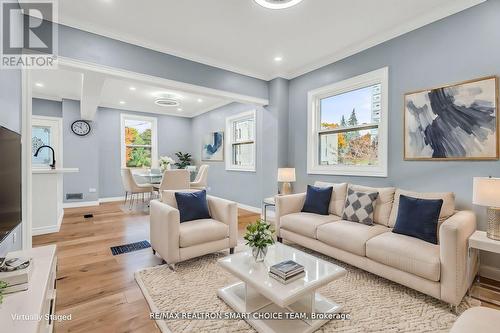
[[473, 177, 500, 240], [277, 168, 296, 195]]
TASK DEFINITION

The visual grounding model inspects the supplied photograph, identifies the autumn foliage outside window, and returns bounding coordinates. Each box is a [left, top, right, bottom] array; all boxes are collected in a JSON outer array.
[[122, 117, 156, 168]]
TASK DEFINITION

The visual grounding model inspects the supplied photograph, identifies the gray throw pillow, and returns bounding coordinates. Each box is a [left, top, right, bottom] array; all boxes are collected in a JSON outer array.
[[342, 187, 379, 225]]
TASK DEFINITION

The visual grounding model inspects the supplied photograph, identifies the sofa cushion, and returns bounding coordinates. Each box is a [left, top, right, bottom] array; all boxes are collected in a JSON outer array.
[[314, 182, 348, 216], [393, 195, 443, 244], [280, 213, 340, 239], [388, 189, 455, 228], [366, 232, 441, 281], [342, 186, 379, 225], [179, 219, 228, 248], [301, 185, 333, 215], [317, 221, 389, 256], [175, 190, 211, 222], [349, 184, 396, 226]]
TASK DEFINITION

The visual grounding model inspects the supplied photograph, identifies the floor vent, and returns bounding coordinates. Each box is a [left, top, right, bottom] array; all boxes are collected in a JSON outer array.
[[110, 241, 151, 256], [84, 214, 94, 219], [66, 193, 83, 200]]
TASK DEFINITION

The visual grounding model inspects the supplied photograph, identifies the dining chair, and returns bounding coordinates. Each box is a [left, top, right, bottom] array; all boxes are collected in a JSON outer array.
[[190, 165, 209, 190], [121, 168, 154, 207], [157, 169, 191, 196]]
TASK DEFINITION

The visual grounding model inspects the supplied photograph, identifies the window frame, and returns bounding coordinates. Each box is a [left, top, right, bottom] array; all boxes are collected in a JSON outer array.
[[307, 67, 389, 177], [225, 110, 257, 172], [120, 113, 158, 169]]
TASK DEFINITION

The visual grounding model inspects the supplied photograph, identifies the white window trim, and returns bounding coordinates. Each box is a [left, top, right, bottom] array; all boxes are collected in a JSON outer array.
[[120, 113, 158, 168], [307, 67, 389, 177], [225, 110, 257, 172]]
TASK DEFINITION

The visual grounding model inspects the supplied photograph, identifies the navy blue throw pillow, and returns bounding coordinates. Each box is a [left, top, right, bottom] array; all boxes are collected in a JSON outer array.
[[392, 195, 443, 244], [175, 190, 211, 223], [301, 185, 333, 215]]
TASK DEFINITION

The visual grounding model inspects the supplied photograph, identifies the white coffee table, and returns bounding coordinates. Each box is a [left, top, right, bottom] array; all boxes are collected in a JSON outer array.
[[217, 243, 347, 333]]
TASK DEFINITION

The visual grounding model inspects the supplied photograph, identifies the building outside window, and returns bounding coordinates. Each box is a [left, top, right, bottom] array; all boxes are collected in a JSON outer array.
[[307, 67, 388, 177]]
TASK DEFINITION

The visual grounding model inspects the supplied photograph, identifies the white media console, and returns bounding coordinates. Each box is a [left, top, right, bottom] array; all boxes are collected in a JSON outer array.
[[1, 245, 57, 333]]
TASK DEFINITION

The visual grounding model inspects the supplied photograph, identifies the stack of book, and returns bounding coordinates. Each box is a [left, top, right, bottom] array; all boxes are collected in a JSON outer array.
[[0, 257, 33, 294], [269, 260, 305, 284]]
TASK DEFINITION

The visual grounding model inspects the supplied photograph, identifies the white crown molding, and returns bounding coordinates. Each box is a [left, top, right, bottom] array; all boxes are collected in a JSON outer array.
[[45, 0, 484, 81], [284, 0, 486, 79]]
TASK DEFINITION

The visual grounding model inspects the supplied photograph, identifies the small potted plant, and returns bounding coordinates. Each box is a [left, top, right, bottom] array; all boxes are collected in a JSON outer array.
[[159, 155, 175, 172], [244, 219, 275, 262], [0, 281, 7, 304], [174, 152, 192, 169]]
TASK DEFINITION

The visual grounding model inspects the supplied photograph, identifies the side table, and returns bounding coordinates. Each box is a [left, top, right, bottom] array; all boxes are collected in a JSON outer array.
[[468, 230, 500, 306], [262, 196, 275, 224]]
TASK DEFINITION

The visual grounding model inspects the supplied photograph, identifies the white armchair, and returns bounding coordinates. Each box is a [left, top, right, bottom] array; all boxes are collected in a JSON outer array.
[[150, 190, 237, 268]]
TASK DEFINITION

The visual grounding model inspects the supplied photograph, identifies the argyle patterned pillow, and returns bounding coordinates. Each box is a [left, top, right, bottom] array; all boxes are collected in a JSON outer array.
[[342, 187, 379, 225]]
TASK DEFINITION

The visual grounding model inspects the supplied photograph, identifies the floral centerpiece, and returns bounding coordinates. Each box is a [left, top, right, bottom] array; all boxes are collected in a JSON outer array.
[[243, 219, 275, 262], [159, 156, 175, 172]]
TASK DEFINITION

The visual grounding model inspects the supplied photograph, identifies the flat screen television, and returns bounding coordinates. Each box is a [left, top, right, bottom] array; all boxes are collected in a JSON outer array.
[[0, 126, 21, 244]]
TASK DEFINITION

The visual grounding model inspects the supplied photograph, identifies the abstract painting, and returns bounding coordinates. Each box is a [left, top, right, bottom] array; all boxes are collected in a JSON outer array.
[[404, 76, 498, 160], [202, 131, 224, 161]]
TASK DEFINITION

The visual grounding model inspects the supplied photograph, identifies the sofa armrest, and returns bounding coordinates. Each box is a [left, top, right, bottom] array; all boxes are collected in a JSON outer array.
[[275, 193, 306, 237], [150, 199, 181, 264], [208, 196, 238, 248], [439, 210, 477, 305]]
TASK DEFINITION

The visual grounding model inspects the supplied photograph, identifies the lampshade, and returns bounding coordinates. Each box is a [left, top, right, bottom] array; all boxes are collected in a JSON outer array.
[[277, 168, 296, 182], [473, 177, 500, 207]]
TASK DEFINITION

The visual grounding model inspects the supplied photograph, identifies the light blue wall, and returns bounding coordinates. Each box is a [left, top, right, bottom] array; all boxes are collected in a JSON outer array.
[[32, 98, 62, 118], [191, 103, 265, 207], [56, 24, 268, 100], [287, 0, 500, 265], [62, 99, 100, 203]]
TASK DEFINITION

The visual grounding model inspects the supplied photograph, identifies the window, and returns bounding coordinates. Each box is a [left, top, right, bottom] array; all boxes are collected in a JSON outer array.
[[32, 116, 62, 169], [225, 110, 256, 171], [120, 114, 158, 168], [307, 67, 388, 177]]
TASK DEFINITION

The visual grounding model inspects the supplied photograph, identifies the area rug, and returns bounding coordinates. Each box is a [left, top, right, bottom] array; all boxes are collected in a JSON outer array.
[[135, 246, 470, 333]]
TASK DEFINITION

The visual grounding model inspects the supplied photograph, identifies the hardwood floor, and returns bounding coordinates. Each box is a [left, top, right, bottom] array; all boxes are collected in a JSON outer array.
[[33, 201, 260, 333], [33, 201, 500, 332]]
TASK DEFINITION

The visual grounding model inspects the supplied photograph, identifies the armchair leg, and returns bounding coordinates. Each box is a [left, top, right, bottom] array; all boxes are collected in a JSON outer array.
[[277, 237, 283, 243], [449, 304, 458, 314], [152, 248, 156, 255], [229, 248, 234, 254], [168, 263, 176, 271]]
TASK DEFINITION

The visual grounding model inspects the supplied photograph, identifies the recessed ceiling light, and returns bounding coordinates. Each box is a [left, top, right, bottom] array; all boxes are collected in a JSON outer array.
[[119, 101, 126, 105], [155, 98, 180, 107], [274, 56, 283, 62], [254, 0, 304, 10], [177, 108, 183, 112], [35, 82, 44, 87], [197, 98, 203, 103], [129, 86, 136, 91]]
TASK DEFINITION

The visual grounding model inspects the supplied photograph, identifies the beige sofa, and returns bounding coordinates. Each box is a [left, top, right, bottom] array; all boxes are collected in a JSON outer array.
[[150, 190, 238, 268], [275, 182, 477, 307]]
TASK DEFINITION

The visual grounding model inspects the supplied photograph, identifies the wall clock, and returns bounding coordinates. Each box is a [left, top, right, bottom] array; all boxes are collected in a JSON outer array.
[[71, 120, 91, 136]]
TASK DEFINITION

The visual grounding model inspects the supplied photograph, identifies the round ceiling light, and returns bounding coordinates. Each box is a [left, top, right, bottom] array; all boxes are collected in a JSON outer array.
[[154, 98, 180, 107], [254, 0, 303, 9]]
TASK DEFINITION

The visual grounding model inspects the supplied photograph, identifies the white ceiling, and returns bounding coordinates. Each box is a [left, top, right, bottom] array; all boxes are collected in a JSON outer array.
[[31, 67, 232, 118], [54, 0, 485, 80]]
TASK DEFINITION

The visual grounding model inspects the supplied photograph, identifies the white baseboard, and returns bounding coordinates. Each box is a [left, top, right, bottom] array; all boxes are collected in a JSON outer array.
[[32, 224, 61, 236], [480, 265, 500, 281], [99, 196, 125, 203], [63, 200, 100, 208], [237, 203, 261, 214]]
